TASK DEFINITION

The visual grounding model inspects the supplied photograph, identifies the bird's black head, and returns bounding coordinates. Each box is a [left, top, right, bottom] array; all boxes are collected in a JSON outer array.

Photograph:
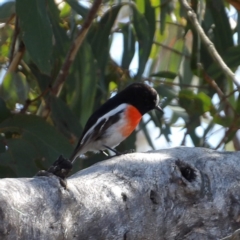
[[117, 83, 163, 115]]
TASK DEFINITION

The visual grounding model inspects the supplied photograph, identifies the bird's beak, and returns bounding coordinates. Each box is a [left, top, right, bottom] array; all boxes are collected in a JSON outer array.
[[155, 105, 163, 113]]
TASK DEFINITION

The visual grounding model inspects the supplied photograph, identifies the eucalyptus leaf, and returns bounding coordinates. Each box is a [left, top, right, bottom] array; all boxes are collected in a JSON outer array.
[[0, 97, 11, 123], [0, 0, 15, 22], [16, 0, 53, 74], [151, 71, 177, 79], [121, 24, 135, 69], [50, 96, 82, 138], [0, 114, 74, 172], [66, 0, 89, 18], [132, 5, 151, 79]]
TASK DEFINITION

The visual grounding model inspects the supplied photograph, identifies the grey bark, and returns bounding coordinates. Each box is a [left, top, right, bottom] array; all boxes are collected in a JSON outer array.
[[0, 147, 240, 240]]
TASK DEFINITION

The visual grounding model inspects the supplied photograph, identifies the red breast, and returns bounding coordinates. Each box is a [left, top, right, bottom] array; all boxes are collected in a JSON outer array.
[[121, 105, 142, 137]]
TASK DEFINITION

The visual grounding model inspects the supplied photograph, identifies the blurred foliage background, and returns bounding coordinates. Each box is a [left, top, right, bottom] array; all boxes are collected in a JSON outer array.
[[0, 0, 240, 177]]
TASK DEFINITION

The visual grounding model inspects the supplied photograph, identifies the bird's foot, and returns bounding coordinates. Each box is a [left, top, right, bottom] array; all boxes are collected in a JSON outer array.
[[35, 155, 73, 188], [103, 145, 135, 156]]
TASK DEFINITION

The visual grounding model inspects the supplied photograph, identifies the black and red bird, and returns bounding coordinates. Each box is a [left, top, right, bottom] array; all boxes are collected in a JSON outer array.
[[69, 82, 163, 163]]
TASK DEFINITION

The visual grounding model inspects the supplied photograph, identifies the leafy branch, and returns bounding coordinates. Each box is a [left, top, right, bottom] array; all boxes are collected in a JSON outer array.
[[180, 0, 240, 89], [51, 0, 103, 96]]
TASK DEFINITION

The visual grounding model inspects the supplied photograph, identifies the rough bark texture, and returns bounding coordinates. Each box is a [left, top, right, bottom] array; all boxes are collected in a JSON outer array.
[[0, 147, 240, 240]]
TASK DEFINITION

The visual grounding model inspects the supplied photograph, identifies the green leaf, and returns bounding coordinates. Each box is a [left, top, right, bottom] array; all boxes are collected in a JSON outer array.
[[203, 120, 215, 139], [148, 110, 165, 139], [0, 138, 6, 153], [238, 11, 240, 45], [89, 4, 123, 72], [121, 24, 135, 69], [213, 115, 233, 127], [179, 90, 213, 115], [155, 85, 177, 104], [206, 0, 233, 53], [0, 1, 15, 22], [0, 164, 16, 178], [68, 40, 98, 127], [0, 24, 12, 47], [161, 123, 171, 142], [30, 63, 52, 92], [59, 2, 71, 18], [50, 96, 82, 138], [16, 0, 53, 74], [179, 46, 193, 86], [169, 109, 189, 125], [47, 0, 70, 62], [152, 24, 184, 73], [149, 110, 163, 128], [188, 128, 200, 146], [136, 0, 145, 13], [151, 71, 177, 79], [0, 115, 74, 172], [169, 39, 184, 73], [160, 0, 168, 34], [196, 92, 212, 112], [207, 45, 240, 79], [0, 97, 11, 123], [0, 138, 39, 177], [144, 0, 156, 42], [235, 91, 240, 114], [0, 72, 29, 109], [132, 6, 151, 79], [66, 0, 89, 18], [159, 0, 175, 34]]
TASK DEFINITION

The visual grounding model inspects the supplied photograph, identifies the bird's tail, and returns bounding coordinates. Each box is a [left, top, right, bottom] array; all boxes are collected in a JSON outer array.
[[69, 148, 80, 164]]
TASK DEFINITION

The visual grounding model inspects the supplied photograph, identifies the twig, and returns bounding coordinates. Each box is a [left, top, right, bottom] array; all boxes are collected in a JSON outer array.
[[153, 41, 191, 58], [20, 88, 50, 114], [225, 89, 239, 99], [202, 68, 235, 112], [180, 129, 188, 146], [52, 0, 102, 96], [202, 67, 237, 150], [180, 0, 240, 89], [214, 125, 235, 150], [2, 41, 25, 84], [9, 17, 20, 65], [7, 41, 25, 72], [144, 77, 208, 89], [155, 21, 185, 28]]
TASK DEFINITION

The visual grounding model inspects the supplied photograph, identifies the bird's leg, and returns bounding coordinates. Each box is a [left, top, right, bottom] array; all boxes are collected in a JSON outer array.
[[103, 145, 135, 156], [101, 150, 109, 156], [103, 145, 121, 155]]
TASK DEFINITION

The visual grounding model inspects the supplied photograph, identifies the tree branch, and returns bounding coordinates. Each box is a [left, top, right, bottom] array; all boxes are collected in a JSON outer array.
[[180, 0, 240, 89], [52, 0, 102, 96], [5, 41, 25, 73], [1, 148, 240, 239]]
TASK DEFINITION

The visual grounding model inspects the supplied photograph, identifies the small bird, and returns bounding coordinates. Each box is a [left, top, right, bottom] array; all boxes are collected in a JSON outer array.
[[69, 82, 163, 163]]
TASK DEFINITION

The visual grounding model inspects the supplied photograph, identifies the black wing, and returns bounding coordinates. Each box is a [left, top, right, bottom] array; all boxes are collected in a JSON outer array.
[[69, 109, 123, 161]]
